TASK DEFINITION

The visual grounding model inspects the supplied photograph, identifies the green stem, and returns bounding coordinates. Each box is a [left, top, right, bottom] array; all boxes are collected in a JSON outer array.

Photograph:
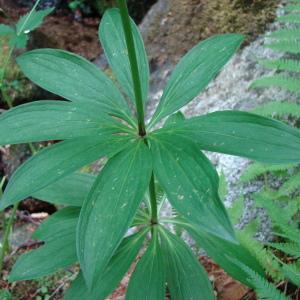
[[0, 203, 18, 273], [149, 173, 158, 225], [117, 0, 146, 137]]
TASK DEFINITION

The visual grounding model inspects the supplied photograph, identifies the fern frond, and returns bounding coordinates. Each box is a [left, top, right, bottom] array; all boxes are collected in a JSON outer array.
[[282, 262, 300, 287], [240, 162, 292, 183], [251, 75, 300, 95], [268, 242, 300, 258], [259, 58, 300, 73], [277, 14, 300, 23], [228, 196, 243, 224], [238, 232, 283, 280], [265, 40, 300, 54], [275, 224, 300, 245], [254, 193, 297, 229], [285, 5, 300, 12], [277, 170, 300, 197], [238, 263, 292, 300], [269, 28, 300, 40], [252, 101, 300, 119]]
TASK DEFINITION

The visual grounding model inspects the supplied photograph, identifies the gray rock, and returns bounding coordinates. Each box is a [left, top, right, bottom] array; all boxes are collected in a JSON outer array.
[[146, 2, 293, 241]]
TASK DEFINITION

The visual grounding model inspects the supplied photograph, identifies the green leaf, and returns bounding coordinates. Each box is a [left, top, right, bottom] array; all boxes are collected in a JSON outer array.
[[155, 110, 300, 164], [228, 196, 243, 225], [276, 170, 300, 197], [99, 8, 149, 105], [9, 207, 78, 281], [278, 14, 300, 23], [183, 222, 265, 288], [252, 75, 300, 95], [150, 34, 244, 126], [268, 242, 300, 258], [266, 40, 300, 54], [281, 262, 300, 287], [159, 227, 215, 300], [232, 260, 291, 300], [164, 111, 185, 128], [252, 101, 300, 119], [77, 139, 152, 288], [16, 8, 54, 35], [0, 101, 125, 145], [17, 49, 134, 125], [0, 24, 14, 36], [0, 135, 130, 209], [268, 28, 300, 40], [259, 58, 300, 73], [126, 229, 165, 300], [33, 207, 80, 241], [150, 134, 235, 242], [64, 230, 148, 300], [240, 162, 293, 183], [9, 33, 28, 49], [32, 173, 95, 207]]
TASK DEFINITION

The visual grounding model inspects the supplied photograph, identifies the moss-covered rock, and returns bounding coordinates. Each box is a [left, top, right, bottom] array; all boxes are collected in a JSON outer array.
[[142, 0, 280, 64]]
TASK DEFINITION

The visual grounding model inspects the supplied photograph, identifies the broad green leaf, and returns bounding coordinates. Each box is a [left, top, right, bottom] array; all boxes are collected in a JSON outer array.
[[159, 228, 214, 300], [150, 34, 244, 126], [126, 229, 165, 300], [9, 207, 78, 281], [0, 135, 130, 209], [0, 101, 125, 145], [16, 8, 54, 35], [183, 221, 265, 288], [149, 134, 236, 242], [77, 140, 152, 288], [33, 207, 80, 241], [164, 111, 185, 128], [155, 110, 300, 164], [9, 33, 28, 49], [64, 230, 148, 300], [99, 8, 149, 105], [17, 49, 134, 125], [33, 173, 95, 207]]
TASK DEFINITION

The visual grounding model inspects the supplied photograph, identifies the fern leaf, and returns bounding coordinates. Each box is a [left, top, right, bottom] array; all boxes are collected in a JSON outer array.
[[282, 262, 300, 287], [251, 75, 300, 95], [277, 14, 300, 23], [268, 242, 300, 258], [277, 170, 300, 197], [240, 162, 292, 183], [252, 101, 300, 119], [228, 196, 243, 224], [269, 28, 300, 40], [265, 40, 300, 54], [275, 224, 300, 245], [259, 58, 300, 73], [254, 193, 298, 229], [238, 233, 283, 280], [285, 5, 300, 12], [239, 263, 292, 300]]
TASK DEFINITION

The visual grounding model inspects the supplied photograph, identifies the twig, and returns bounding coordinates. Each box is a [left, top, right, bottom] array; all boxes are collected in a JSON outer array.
[[4, 240, 43, 263]]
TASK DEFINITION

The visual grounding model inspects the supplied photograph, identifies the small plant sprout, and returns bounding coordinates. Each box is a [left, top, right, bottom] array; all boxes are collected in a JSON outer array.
[[2, 0, 300, 298]]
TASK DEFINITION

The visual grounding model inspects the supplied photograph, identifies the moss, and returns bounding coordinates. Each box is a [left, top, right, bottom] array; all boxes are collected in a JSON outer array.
[[144, 0, 280, 64]]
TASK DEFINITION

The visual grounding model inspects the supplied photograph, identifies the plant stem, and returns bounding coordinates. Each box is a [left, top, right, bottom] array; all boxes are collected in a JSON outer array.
[[0, 203, 18, 273], [117, 0, 146, 137], [149, 173, 158, 225]]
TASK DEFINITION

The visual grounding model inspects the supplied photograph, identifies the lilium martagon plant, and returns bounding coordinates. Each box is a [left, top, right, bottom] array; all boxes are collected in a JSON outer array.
[[1, 0, 300, 299]]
